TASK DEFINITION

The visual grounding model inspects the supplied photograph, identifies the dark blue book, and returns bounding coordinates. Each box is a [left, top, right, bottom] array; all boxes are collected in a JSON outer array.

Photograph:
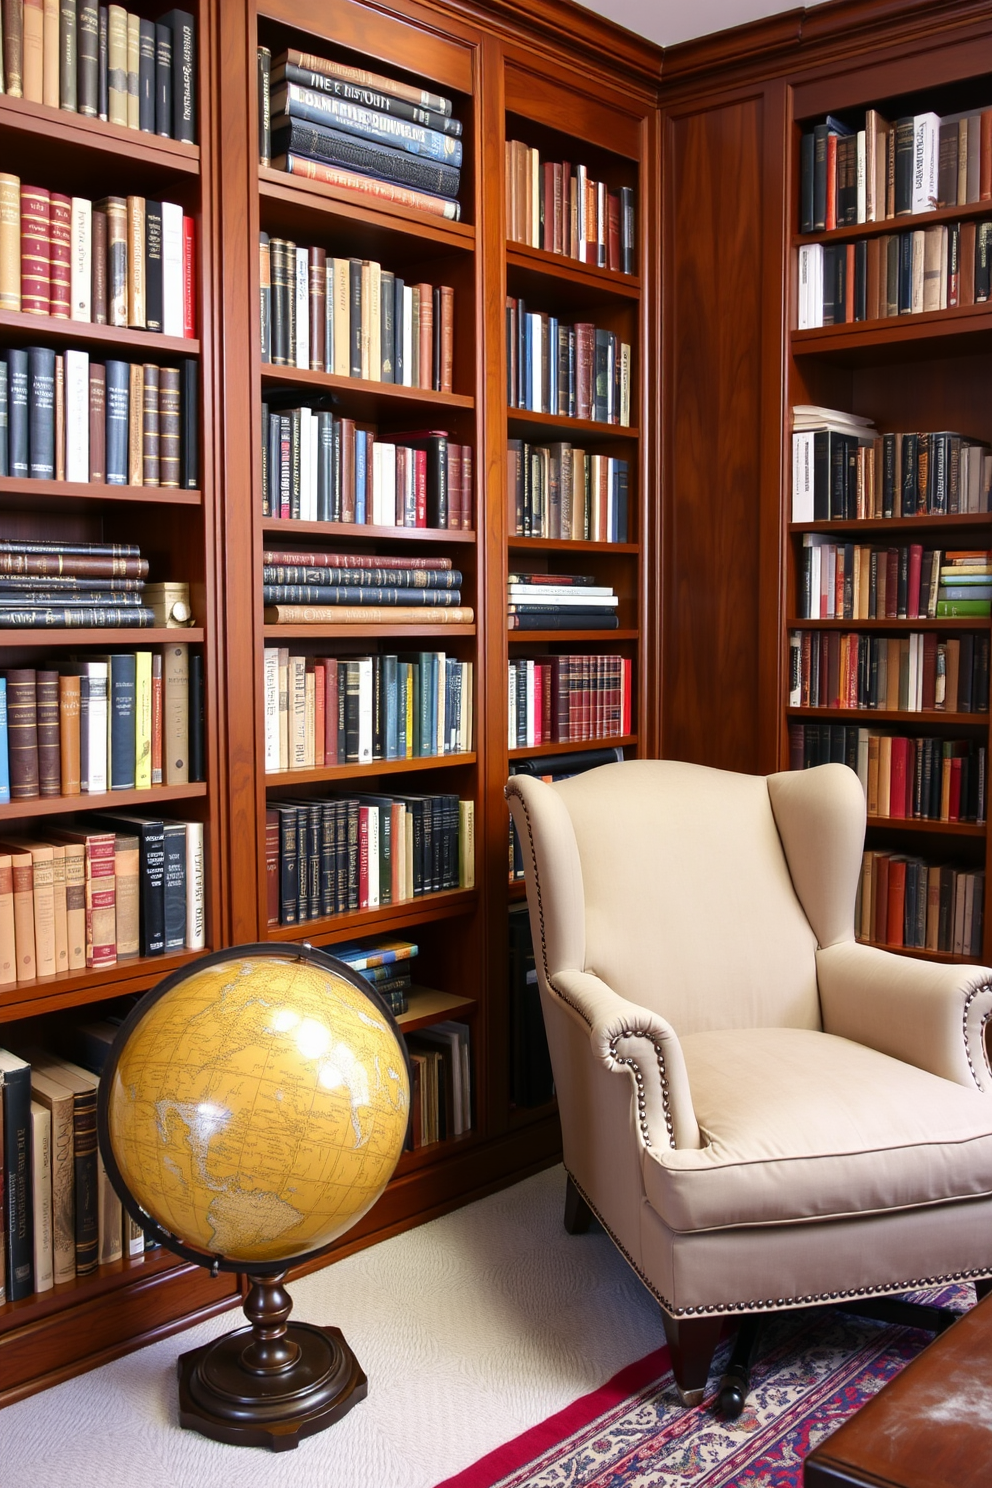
[[275, 62, 460, 137], [277, 804, 298, 924], [105, 360, 130, 484], [393, 275, 405, 386], [181, 358, 199, 488], [271, 84, 463, 168], [104, 653, 137, 789], [0, 1049, 34, 1301], [139, 18, 156, 131], [155, 22, 172, 136], [145, 200, 163, 331], [0, 357, 7, 475], [27, 347, 55, 478], [162, 821, 187, 950], [159, 9, 196, 143], [593, 330, 611, 423], [381, 268, 395, 382], [615, 460, 629, 544], [271, 117, 460, 201]]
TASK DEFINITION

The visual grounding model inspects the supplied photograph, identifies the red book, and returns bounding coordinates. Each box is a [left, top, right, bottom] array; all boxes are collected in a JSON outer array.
[[182, 215, 196, 337], [414, 448, 427, 526], [886, 857, 906, 947], [982, 110, 992, 201], [889, 736, 909, 818], [622, 657, 632, 734], [313, 662, 325, 767], [542, 663, 552, 742], [319, 658, 338, 765], [826, 134, 838, 231], [265, 809, 280, 925], [543, 162, 555, 252], [358, 807, 370, 909], [907, 543, 923, 618], [48, 192, 71, 318], [575, 322, 594, 420], [19, 183, 50, 315], [462, 445, 472, 530], [532, 663, 542, 745]]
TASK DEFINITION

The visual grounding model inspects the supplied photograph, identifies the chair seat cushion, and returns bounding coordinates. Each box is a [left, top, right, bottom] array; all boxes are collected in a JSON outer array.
[[642, 1027, 992, 1233]]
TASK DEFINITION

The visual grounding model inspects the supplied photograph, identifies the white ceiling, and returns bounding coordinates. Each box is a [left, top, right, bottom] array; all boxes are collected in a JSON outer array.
[[575, 0, 828, 50]]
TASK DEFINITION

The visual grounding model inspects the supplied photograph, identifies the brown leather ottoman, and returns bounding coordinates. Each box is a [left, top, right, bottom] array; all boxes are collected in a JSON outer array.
[[804, 1295, 992, 1487]]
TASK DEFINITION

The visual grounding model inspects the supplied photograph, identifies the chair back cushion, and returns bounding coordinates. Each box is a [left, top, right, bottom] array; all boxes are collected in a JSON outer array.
[[553, 758, 821, 1034]]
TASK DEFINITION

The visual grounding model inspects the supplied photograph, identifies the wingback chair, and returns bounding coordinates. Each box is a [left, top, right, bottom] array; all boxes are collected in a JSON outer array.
[[505, 759, 992, 1405]]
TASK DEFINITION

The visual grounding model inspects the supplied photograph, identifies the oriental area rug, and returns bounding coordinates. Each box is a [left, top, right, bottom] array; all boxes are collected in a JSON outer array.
[[436, 1283, 974, 1488]]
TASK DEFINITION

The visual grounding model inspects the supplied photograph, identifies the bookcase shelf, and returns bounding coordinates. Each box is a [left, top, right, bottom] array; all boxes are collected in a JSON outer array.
[[508, 628, 637, 642], [788, 618, 987, 631], [791, 304, 992, 364], [396, 986, 476, 1031], [0, 308, 199, 358], [257, 166, 476, 250], [262, 518, 475, 544], [506, 241, 641, 298], [0, 94, 201, 179], [786, 707, 988, 727], [508, 536, 639, 554], [269, 888, 477, 943], [865, 816, 986, 837], [265, 753, 476, 786], [508, 735, 635, 760], [259, 365, 473, 419], [0, 478, 202, 513], [792, 197, 992, 249], [3, 627, 205, 648], [0, 949, 211, 1022], [507, 407, 639, 442], [0, 782, 208, 822], [788, 515, 992, 535], [263, 622, 475, 640]]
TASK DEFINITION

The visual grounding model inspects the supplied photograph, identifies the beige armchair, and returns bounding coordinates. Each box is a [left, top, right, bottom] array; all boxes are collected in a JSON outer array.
[[505, 759, 992, 1405]]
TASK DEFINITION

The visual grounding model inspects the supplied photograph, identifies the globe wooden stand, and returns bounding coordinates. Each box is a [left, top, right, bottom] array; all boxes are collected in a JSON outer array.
[[177, 1272, 367, 1450]]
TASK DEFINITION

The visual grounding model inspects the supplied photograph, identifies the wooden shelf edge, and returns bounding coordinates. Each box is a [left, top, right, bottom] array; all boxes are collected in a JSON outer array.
[[258, 166, 475, 247], [268, 888, 477, 942], [786, 708, 988, 725], [507, 628, 637, 641], [263, 623, 475, 639], [0, 1247, 184, 1332], [395, 987, 476, 1032], [0, 308, 199, 356], [508, 406, 638, 439], [865, 816, 986, 836], [0, 478, 201, 507], [0, 94, 200, 172], [2, 627, 205, 647], [788, 618, 988, 630], [0, 782, 207, 821], [856, 941, 986, 966], [508, 735, 635, 758], [793, 198, 992, 249], [0, 948, 209, 1020], [265, 753, 476, 786], [506, 240, 641, 296], [508, 536, 639, 552], [791, 302, 992, 355], [260, 364, 473, 409], [789, 514, 992, 534], [263, 519, 475, 544]]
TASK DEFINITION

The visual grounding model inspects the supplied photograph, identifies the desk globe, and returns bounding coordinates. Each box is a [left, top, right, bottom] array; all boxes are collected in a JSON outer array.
[[98, 943, 411, 1450]]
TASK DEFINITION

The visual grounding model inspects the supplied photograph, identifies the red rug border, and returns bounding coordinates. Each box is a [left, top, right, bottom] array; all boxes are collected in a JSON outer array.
[[432, 1343, 673, 1488]]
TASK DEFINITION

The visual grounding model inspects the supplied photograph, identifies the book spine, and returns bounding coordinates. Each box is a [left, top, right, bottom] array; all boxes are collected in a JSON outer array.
[[27, 344, 55, 477], [274, 85, 463, 168], [258, 44, 271, 167], [185, 818, 204, 948], [277, 151, 460, 220], [163, 641, 188, 783], [20, 184, 50, 315], [97, 3, 107, 120], [272, 119, 460, 200], [2, 1062, 33, 1299], [2, 0, 24, 96], [36, 668, 61, 795], [77, 1, 98, 114], [138, 15, 154, 130], [162, 822, 186, 948], [284, 46, 451, 117], [155, 21, 171, 135], [0, 173, 20, 312], [162, 8, 195, 143], [72, 1086, 99, 1273]]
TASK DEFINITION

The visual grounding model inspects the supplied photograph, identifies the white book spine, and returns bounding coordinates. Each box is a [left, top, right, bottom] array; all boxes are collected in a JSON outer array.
[[507, 663, 516, 748], [278, 647, 289, 771], [185, 820, 205, 949], [304, 669, 314, 768], [358, 657, 373, 764], [295, 246, 309, 369], [30, 1102, 54, 1292], [619, 343, 630, 428], [290, 654, 307, 768], [298, 406, 312, 522], [263, 647, 280, 771], [371, 442, 382, 525], [70, 197, 91, 320], [856, 130, 866, 223], [368, 259, 381, 381], [64, 348, 90, 482], [525, 658, 535, 747], [798, 244, 810, 329], [464, 661, 473, 753], [436, 651, 446, 756], [161, 202, 184, 335], [382, 441, 396, 527], [333, 258, 350, 375], [324, 263, 333, 372], [308, 411, 319, 522], [366, 806, 379, 907], [83, 663, 108, 792], [913, 112, 941, 213], [402, 285, 413, 386]]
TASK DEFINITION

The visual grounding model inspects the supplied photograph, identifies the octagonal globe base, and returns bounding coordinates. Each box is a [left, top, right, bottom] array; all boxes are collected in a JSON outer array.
[[177, 1320, 368, 1452]]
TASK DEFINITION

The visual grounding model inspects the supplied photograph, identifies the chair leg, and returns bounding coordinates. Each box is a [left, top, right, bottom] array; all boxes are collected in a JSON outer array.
[[975, 1279, 992, 1303], [660, 1309, 723, 1407], [563, 1174, 593, 1234]]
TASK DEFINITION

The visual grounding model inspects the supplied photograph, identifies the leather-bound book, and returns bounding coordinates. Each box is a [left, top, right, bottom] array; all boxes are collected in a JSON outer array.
[[19, 184, 50, 315], [159, 365, 180, 485], [439, 284, 454, 393], [144, 199, 162, 331], [142, 361, 159, 484], [28, 1069, 75, 1282], [36, 670, 61, 796], [126, 195, 146, 327], [104, 358, 129, 483], [58, 673, 81, 795], [59, 0, 77, 110], [113, 832, 139, 957], [27, 344, 56, 478], [90, 204, 108, 323], [3, 0, 24, 97], [180, 357, 198, 487], [43, 0, 59, 108], [88, 362, 105, 480], [154, 20, 172, 136], [22, 1051, 98, 1275], [5, 669, 39, 800], [127, 360, 143, 484], [107, 2, 127, 124], [163, 640, 189, 783], [77, 1, 98, 115], [0, 855, 15, 986], [0, 173, 20, 311], [138, 16, 154, 131], [125, 10, 139, 128], [417, 282, 433, 390], [94, 195, 127, 326]]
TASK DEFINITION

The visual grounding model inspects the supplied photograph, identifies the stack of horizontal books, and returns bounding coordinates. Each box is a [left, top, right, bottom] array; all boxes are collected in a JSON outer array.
[[263, 548, 474, 626], [260, 46, 464, 220], [333, 935, 418, 1015], [938, 551, 992, 617], [0, 539, 154, 629], [507, 572, 619, 631]]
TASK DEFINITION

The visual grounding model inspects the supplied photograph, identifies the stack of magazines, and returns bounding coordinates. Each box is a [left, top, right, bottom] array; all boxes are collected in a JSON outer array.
[[259, 45, 464, 221]]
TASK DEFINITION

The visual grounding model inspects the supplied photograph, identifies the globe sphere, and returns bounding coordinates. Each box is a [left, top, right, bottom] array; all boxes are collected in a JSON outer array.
[[102, 949, 411, 1267]]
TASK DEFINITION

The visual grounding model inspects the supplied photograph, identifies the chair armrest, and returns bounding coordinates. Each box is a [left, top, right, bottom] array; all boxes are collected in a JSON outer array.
[[817, 939, 992, 1092], [551, 969, 701, 1150]]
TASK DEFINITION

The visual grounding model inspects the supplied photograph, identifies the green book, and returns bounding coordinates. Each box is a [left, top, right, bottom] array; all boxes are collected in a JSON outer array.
[[935, 599, 992, 616]]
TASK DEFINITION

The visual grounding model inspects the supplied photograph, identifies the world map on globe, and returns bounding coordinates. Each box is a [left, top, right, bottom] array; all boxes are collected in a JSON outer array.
[[105, 953, 411, 1264]]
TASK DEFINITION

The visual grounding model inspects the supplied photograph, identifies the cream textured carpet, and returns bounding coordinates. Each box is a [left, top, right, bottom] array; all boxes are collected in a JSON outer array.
[[1, 1166, 663, 1487]]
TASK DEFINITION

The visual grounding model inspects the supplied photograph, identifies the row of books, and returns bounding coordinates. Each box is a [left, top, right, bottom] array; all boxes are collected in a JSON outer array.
[[800, 107, 992, 234], [505, 141, 636, 275], [797, 542, 991, 621], [258, 46, 463, 217], [333, 935, 419, 1014], [507, 441, 630, 543], [788, 630, 991, 715], [791, 407, 992, 521], [797, 221, 992, 328], [0, 5, 195, 141], [264, 792, 474, 925], [508, 572, 619, 632], [0, 645, 200, 801], [0, 349, 199, 489], [856, 853, 983, 957], [0, 812, 205, 984], [0, 183, 195, 335], [507, 745, 624, 882], [259, 239, 452, 391], [508, 655, 633, 748], [262, 649, 473, 772], [506, 300, 631, 425], [0, 534, 160, 632], [261, 410, 471, 530], [789, 724, 986, 823]]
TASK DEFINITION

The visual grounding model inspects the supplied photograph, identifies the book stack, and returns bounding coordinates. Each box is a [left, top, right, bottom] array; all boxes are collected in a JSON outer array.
[[507, 746, 624, 882], [332, 935, 419, 1014], [0, 538, 158, 629], [0, 183, 195, 335], [263, 649, 472, 771], [508, 655, 632, 747], [788, 629, 991, 713], [0, 350, 199, 487], [0, 643, 203, 801], [938, 551, 992, 617], [259, 239, 452, 389], [856, 853, 983, 956], [505, 141, 636, 274], [0, 811, 205, 984], [406, 1019, 471, 1147], [263, 547, 474, 627], [259, 46, 464, 221], [506, 300, 631, 425], [261, 414, 471, 529], [798, 220, 992, 327], [507, 572, 619, 631], [265, 791, 474, 925], [789, 723, 986, 822], [508, 441, 629, 542], [800, 107, 992, 234], [0, 7, 195, 141], [792, 407, 992, 521], [799, 539, 950, 620]]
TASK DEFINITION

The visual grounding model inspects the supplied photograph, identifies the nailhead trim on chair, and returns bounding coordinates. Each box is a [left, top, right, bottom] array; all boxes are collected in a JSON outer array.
[[962, 982, 992, 1092], [565, 1170, 992, 1318], [608, 1032, 677, 1150]]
